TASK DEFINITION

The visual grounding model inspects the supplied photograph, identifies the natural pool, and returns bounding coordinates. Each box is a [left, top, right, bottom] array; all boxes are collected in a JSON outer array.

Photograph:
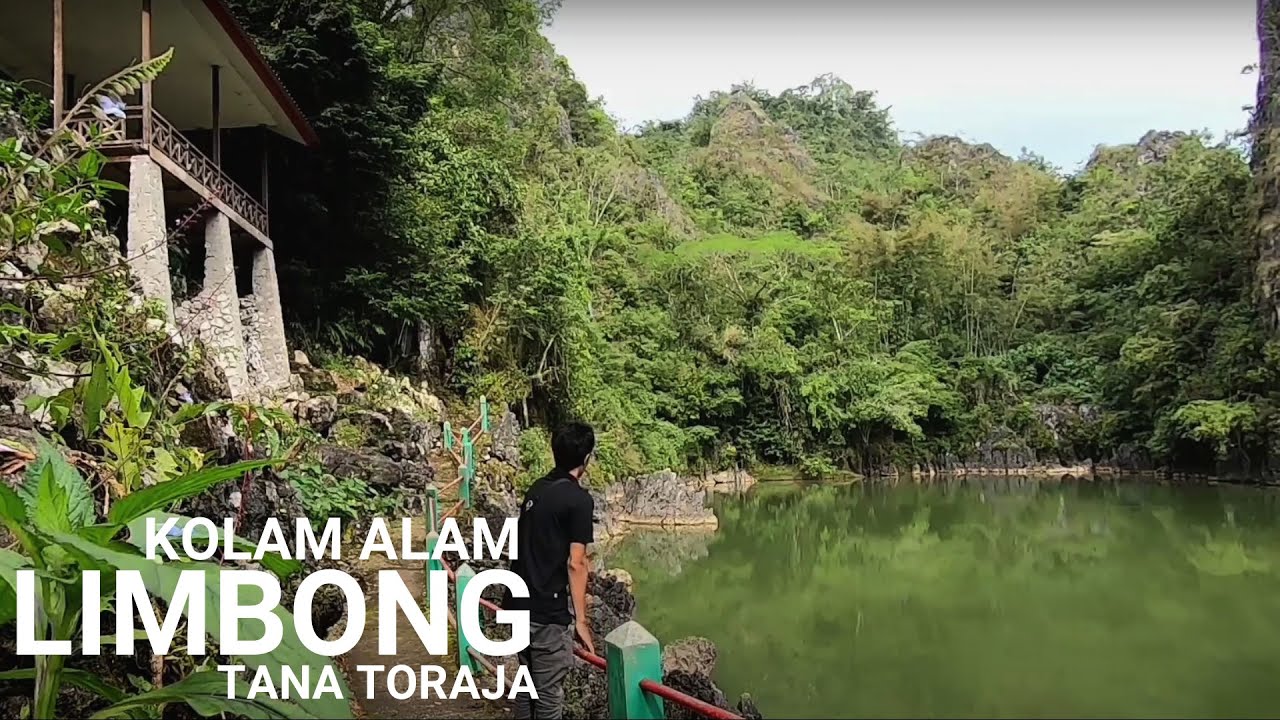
[[598, 478, 1280, 718]]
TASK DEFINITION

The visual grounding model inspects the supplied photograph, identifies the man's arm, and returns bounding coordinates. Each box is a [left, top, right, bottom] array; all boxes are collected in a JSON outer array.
[[568, 493, 595, 654], [569, 542, 592, 653]]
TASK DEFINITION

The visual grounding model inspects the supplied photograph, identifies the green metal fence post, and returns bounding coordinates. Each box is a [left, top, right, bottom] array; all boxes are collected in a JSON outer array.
[[455, 562, 476, 672], [461, 465, 472, 508], [462, 428, 474, 508], [605, 621, 664, 719], [480, 395, 490, 433], [424, 530, 444, 611], [425, 484, 439, 531], [443, 421, 453, 451]]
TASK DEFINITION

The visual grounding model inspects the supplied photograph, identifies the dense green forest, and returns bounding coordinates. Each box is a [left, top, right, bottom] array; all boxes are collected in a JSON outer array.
[[229, 0, 1280, 481]]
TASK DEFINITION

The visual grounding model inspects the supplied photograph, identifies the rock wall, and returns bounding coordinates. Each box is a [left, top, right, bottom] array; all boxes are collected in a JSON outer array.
[[592, 470, 718, 542]]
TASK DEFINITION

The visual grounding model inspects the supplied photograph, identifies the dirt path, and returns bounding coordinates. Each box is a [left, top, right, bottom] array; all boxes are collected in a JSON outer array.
[[343, 516, 512, 720]]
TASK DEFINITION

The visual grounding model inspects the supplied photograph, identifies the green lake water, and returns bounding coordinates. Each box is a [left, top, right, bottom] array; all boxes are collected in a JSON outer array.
[[597, 478, 1280, 718]]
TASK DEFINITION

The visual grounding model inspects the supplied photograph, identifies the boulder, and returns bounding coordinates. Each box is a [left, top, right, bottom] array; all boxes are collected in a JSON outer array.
[[180, 467, 305, 542], [599, 567, 634, 595], [314, 443, 433, 491], [705, 469, 756, 494], [490, 409, 521, 465], [177, 413, 236, 458], [296, 394, 339, 434], [663, 636, 717, 677], [291, 350, 312, 369], [602, 470, 718, 528], [298, 365, 340, 393]]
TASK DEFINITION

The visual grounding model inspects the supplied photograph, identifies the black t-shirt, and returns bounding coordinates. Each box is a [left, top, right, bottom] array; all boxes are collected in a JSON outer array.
[[503, 469, 594, 625]]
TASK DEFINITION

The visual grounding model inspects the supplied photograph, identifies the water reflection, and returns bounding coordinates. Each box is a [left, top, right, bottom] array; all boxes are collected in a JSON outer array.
[[599, 478, 1280, 718]]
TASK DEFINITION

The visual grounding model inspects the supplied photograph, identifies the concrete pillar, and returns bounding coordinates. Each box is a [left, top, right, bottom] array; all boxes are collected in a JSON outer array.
[[125, 155, 173, 323], [200, 212, 251, 399], [251, 245, 291, 391]]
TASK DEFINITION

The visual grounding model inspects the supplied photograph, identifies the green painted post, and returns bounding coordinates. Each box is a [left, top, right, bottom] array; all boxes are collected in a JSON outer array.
[[455, 562, 476, 672], [443, 421, 453, 451], [462, 428, 474, 508], [425, 531, 443, 607], [425, 484, 439, 532], [461, 465, 472, 508], [605, 621, 664, 719], [480, 395, 490, 433]]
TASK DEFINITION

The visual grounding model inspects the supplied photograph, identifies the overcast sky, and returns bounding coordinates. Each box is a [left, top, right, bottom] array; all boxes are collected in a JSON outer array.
[[543, 0, 1257, 171]]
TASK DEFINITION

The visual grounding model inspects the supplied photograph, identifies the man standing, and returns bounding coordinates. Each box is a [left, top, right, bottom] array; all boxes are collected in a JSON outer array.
[[507, 422, 597, 719]]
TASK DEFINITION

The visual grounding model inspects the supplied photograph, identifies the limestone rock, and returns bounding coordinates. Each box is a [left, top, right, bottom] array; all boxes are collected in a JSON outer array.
[[599, 567, 634, 595], [180, 467, 306, 541], [314, 443, 433, 490], [663, 636, 717, 678], [490, 409, 521, 465], [296, 394, 339, 434], [292, 350, 312, 369], [10, 356, 80, 423], [663, 670, 730, 720], [600, 470, 717, 528], [34, 284, 88, 327], [298, 365, 339, 393], [178, 413, 236, 458], [705, 468, 756, 494]]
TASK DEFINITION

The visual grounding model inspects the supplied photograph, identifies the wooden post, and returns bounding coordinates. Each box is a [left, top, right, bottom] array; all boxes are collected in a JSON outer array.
[[52, 0, 64, 128], [260, 127, 271, 217], [443, 421, 453, 451], [455, 563, 476, 672], [480, 395, 490, 433], [140, 0, 153, 144], [211, 65, 221, 166], [605, 622, 665, 719]]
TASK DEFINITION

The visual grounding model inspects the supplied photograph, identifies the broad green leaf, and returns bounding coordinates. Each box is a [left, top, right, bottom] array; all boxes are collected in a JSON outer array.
[[169, 401, 224, 426], [32, 461, 74, 534], [82, 359, 111, 436], [20, 439, 94, 530], [107, 459, 276, 526], [52, 534, 351, 719], [0, 484, 39, 561], [0, 666, 126, 702], [91, 669, 322, 719], [0, 547, 30, 625]]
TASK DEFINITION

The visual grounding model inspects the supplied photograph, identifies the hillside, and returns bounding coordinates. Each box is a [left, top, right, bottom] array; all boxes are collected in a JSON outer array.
[[220, 0, 1276, 481]]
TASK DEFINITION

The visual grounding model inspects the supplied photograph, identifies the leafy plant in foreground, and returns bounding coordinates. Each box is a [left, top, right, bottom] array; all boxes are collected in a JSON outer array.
[[0, 443, 353, 719]]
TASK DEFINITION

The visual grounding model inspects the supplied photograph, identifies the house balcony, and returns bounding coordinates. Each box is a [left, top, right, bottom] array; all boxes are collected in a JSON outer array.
[[68, 104, 270, 245]]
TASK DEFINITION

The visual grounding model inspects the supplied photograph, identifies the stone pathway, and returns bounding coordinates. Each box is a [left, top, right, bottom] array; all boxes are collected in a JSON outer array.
[[342, 516, 511, 720]]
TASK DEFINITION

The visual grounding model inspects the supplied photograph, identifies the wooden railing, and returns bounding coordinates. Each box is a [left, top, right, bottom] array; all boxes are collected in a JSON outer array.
[[65, 105, 269, 238]]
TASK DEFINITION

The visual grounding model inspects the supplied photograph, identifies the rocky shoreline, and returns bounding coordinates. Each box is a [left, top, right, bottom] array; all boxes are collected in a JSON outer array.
[[590, 469, 755, 543]]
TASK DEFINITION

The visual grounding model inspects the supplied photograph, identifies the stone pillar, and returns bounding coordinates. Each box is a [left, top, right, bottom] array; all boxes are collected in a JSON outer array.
[[125, 155, 173, 323], [251, 245, 291, 391], [199, 212, 251, 399]]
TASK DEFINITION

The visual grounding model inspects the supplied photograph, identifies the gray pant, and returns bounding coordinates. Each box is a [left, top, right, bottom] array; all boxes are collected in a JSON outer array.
[[514, 622, 573, 719]]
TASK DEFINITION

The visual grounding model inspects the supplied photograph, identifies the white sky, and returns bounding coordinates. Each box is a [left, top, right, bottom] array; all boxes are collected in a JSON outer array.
[[543, 0, 1258, 171]]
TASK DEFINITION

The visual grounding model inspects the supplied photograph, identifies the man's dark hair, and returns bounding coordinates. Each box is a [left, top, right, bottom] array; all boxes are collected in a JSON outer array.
[[552, 422, 596, 471]]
